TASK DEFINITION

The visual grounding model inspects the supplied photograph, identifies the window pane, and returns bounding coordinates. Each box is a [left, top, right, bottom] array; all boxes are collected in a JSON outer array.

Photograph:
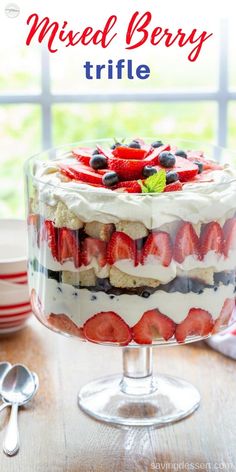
[[0, 47, 41, 94], [229, 20, 236, 90], [0, 105, 41, 218], [52, 102, 217, 145], [228, 102, 236, 149]]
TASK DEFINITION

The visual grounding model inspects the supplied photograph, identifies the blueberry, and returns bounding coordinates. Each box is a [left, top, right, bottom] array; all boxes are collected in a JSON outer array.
[[92, 148, 101, 155], [91, 294, 97, 301], [159, 152, 176, 168], [128, 141, 141, 149], [110, 142, 121, 150], [198, 289, 204, 295], [214, 286, 218, 291], [194, 161, 204, 174], [151, 140, 163, 148], [175, 150, 187, 158], [102, 171, 119, 187], [166, 171, 179, 184], [90, 154, 107, 170], [72, 292, 78, 297], [57, 286, 62, 293], [110, 295, 115, 299], [142, 290, 151, 298], [142, 166, 157, 178]]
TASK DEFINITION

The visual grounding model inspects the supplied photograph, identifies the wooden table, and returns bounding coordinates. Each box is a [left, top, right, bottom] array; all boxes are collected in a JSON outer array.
[[0, 317, 236, 471]]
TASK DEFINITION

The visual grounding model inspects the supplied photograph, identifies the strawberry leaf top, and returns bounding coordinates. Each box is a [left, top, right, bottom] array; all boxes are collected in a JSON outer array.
[[139, 170, 166, 194]]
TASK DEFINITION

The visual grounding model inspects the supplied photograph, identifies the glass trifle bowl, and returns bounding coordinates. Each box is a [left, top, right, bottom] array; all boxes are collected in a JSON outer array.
[[25, 138, 236, 427]]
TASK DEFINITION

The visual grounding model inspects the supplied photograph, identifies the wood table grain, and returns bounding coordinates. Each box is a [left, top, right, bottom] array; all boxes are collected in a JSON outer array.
[[0, 316, 236, 472]]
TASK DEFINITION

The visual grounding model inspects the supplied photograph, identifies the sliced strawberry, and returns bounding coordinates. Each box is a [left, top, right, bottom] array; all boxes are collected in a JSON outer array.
[[60, 164, 78, 180], [142, 232, 172, 267], [72, 147, 93, 166], [190, 170, 215, 183], [108, 155, 146, 180], [27, 214, 39, 226], [114, 180, 142, 193], [187, 151, 223, 171], [48, 314, 84, 337], [132, 309, 176, 344], [113, 146, 149, 160], [174, 222, 201, 263], [96, 145, 113, 159], [59, 163, 104, 185], [81, 237, 107, 267], [200, 222, 224, 258], [107, 231, 137, 266], [41, 220, 58, 260], [213, 298, 235, 333], [83, 311, 132, 345], [58, 228, 80, 268], [223, 218, 236, 256], [175, 308, 214, 343], [155, 156, 198, 182], [164, 181, 183, 192], [144, 144, 171, 166]]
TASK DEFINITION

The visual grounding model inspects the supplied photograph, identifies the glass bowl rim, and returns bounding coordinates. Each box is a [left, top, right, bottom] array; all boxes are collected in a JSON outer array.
[[24, 137, 236, 195]]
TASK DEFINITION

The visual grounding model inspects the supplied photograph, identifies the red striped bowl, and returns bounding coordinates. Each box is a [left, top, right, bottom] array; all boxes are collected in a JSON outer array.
[[0, 219, 31, 333]]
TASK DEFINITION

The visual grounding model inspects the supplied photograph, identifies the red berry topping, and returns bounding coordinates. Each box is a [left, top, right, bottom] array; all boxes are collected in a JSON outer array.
[[142, 232, 172, 267], [108, 155, 146, 180], [132, 309, 176, 344], [175, 308, 214, 343], [223, 218, 236, 257], [187, 151, 223, 171], [164, 180, 183, 192], [81, 238, 107, 268], [213, 298, 235, 333], [58, 228, 80, 268], [107, 231, 137, 266], [83, 311, 132, 345], [200, 222, 224, 258], [114, 180, 142, 193], [41, 220, 58, 260], [59, 163, 104, 185], [113, 146, 149, 160], [72, 147, 93, 166], [174, 222, 201, 263]]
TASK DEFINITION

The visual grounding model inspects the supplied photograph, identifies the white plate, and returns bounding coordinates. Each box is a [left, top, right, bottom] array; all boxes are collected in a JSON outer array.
[[0, 219, 27, 274]]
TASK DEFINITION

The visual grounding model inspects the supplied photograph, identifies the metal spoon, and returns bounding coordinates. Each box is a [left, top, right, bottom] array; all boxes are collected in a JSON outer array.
[[0, 370, 39, 414], [1, 364, 36, 456], [0, 362, 12, 393]]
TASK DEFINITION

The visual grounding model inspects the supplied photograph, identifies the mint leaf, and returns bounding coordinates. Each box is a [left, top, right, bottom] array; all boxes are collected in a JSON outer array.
[[140, 170, 166, 194]]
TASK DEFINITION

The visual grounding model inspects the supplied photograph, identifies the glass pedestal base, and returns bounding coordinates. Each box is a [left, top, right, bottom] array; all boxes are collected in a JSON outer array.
[[78, 373, 200, 427]]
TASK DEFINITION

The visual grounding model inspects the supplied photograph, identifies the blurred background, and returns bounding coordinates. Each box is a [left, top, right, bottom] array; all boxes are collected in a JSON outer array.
[[0, 3, 236, 218]]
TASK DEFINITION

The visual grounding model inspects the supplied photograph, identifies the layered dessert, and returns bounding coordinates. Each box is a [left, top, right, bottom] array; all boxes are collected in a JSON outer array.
[[28, 138, 236, 345]]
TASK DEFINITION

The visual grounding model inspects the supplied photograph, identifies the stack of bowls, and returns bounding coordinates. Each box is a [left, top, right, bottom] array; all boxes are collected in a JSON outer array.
[[0, 219, 31, 334]]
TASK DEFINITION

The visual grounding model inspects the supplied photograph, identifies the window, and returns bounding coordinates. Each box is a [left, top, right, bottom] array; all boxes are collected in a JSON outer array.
[[0, 18, 235, 217]]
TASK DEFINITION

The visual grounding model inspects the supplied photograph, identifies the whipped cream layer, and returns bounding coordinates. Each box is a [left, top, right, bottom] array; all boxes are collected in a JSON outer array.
[[30, 271, 234, 326], [33, 160, 236, 230]]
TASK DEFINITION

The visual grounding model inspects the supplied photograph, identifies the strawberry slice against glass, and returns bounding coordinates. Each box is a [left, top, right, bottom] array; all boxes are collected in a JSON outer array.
[[213, 298, 235, 333], [175, 308, 214, 343], [40, 220, 58, 260], [58, 228, 80, 268], [223, 218, 236, 257], [81, 238, 107, 267], [141, 232, 172, 267], [83, 312, 132, 345], [132, 309, 176, 344], [174, 222, 201, 263], [200, 222, 224, 258], [107, 231, 137, 266]]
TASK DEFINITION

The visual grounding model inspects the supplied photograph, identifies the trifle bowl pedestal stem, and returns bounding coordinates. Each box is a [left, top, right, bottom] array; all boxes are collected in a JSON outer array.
[[78, 346, 200, 427]]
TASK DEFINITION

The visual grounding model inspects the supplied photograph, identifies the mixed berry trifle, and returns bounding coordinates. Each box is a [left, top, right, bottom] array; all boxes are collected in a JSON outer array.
[[27, 138, 236, 346]]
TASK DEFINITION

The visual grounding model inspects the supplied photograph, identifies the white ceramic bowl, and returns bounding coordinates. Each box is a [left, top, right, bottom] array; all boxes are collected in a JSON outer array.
[[0, 219, 27, 276]]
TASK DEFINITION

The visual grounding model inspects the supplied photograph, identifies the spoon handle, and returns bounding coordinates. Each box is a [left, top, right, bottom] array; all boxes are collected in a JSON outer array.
[[0, 402, 9, 413], [3, 403, 19, 456]]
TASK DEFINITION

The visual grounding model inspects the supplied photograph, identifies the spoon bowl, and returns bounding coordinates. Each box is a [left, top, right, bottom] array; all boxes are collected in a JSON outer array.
[[1, 364, 36, 456], [0, 362, 12, 392]]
